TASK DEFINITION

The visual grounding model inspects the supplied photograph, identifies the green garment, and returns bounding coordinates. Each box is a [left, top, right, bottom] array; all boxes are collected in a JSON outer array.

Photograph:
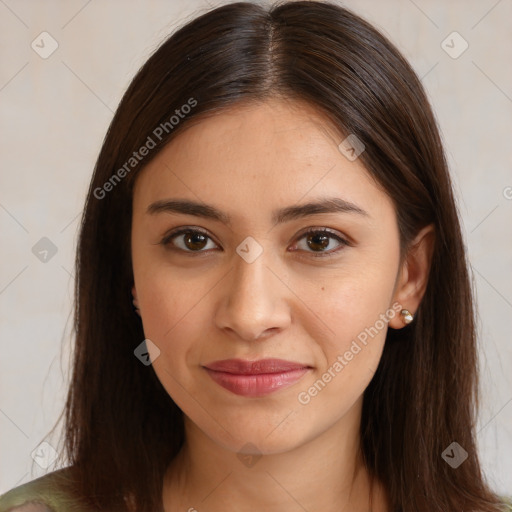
[[0, 469, 93, 512], [1, 468, 511, 511]]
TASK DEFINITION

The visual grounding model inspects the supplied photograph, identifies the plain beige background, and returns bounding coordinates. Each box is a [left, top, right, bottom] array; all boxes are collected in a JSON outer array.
[[1, 0, 511, 496]]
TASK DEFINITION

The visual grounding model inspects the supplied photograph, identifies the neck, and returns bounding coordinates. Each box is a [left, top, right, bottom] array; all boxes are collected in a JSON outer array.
[[162, 398, 390, 512]]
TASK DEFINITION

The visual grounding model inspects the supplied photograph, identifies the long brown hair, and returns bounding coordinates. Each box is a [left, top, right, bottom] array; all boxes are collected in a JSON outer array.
[[53, 1, 503, 510]]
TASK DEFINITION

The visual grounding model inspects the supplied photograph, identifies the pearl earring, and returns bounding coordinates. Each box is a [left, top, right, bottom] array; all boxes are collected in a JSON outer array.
[[400, 309, 414, 325]]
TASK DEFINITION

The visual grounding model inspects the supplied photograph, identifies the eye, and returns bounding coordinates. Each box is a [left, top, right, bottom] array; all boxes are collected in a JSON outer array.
[[160, 227, 219, 253], [291, 228, 349, 257], [160, 226, 350, 257]]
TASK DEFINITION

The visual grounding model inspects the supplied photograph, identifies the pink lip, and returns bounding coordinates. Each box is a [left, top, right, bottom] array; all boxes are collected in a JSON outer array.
[[203, 358, 311, 397]]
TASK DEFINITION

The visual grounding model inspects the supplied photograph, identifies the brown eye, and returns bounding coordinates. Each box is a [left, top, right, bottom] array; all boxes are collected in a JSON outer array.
[[161, 228, 219, 252], [306, 232, 330, 251], [293, 229, 349, 257], [182, 231, 208, 251]]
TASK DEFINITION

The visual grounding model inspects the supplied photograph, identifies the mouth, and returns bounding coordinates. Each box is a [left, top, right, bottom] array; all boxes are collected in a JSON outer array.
[[202, 358, 312, 397]]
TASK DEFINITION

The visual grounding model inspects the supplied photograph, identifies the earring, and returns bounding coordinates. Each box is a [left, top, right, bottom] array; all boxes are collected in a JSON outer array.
[[400, 309, 414, 325]]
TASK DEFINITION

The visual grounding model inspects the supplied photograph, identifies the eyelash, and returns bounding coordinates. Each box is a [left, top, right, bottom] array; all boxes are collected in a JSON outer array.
[[160, 227, 350, 258]]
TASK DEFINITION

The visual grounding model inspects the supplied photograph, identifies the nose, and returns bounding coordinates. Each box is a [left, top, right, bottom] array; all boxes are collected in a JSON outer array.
[[214, 248, 292, 342]]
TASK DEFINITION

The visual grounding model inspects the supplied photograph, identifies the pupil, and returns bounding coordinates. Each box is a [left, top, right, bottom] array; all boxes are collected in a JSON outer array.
[[185, 232, 207, 250], [308, 233, 329, 251]]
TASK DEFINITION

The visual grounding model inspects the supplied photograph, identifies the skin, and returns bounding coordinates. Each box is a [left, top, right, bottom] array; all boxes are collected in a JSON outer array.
[[131, 97, 434, 512]]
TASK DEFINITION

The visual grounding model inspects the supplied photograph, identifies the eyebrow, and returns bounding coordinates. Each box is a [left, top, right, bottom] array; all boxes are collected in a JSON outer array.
[[147, 197, 369, 226]]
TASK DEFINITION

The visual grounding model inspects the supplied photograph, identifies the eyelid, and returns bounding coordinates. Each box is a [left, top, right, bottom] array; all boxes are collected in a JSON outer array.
[[292, 226, 351, 245], [160, 226, 219, 248], [289, 227, 351, 258]]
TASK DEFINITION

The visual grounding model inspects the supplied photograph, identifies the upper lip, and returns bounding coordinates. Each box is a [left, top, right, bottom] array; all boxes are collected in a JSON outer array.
[[203, 358, 311, 375]]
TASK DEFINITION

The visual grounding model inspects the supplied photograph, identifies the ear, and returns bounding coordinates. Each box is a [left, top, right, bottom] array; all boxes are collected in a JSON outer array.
[[388, 224, 435, 329]]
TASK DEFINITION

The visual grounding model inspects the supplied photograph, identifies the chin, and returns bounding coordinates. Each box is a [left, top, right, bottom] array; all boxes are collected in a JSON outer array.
[[219, 430, 307, 456], [193, 410, 323, 457]]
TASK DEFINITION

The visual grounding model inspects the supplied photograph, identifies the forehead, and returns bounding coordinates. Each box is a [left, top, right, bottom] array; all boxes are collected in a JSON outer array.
[[132, 98, 394, 225]]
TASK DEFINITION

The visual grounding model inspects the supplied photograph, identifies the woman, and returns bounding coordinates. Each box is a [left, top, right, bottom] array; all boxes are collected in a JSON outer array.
[[1, 1, 509, 511]]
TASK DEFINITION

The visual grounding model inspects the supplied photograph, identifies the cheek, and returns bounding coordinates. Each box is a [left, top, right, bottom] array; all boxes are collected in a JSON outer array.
[[138, 275, 209, 410], [292, 292, 392, 425], [296, 258, 398, 402], [137, 271, 208, 352], [308, 263, 397, 351], [317, 289, 390, 377]]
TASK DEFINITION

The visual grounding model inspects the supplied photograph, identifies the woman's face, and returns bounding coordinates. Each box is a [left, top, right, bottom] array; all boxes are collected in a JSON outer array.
[[131, 98, 406, 454]]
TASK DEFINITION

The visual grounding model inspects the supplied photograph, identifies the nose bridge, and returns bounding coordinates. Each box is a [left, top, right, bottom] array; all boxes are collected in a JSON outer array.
[[232, 249, 271, 304], [214, 242, 290, 341]]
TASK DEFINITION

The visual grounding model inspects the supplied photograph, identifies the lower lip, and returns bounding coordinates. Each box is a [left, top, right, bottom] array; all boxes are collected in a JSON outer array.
[[204, 368, 310, 397]]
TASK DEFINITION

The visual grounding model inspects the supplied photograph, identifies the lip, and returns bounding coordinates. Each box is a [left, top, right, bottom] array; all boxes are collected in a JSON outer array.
[[203, 358, 311, 397]]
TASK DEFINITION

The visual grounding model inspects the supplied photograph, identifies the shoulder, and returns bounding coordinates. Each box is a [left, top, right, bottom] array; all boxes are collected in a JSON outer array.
[[0, 468, 94, 512], [502, 496, 512, 511]]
